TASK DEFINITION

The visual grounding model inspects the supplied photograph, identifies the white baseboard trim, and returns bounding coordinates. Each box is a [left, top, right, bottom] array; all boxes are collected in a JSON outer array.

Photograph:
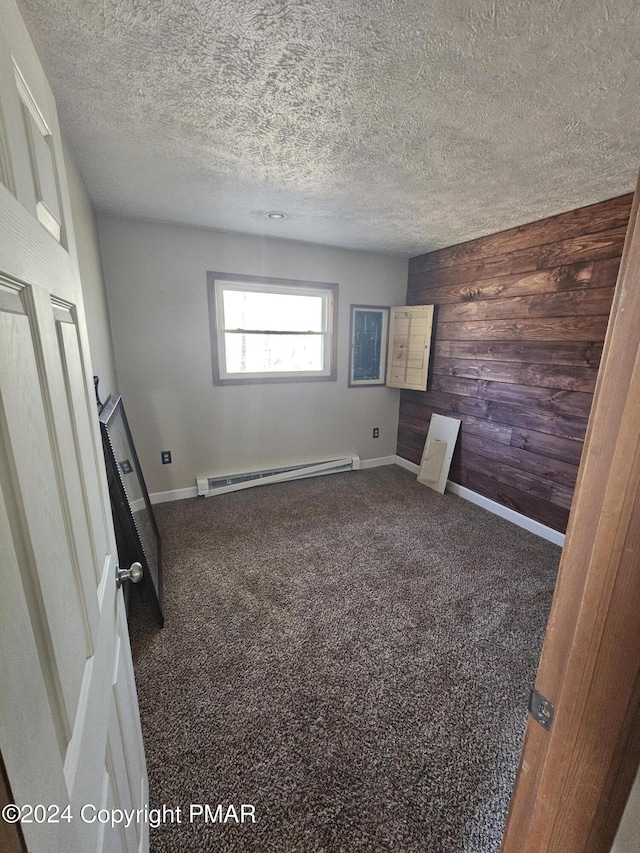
[[360, 455, 397, 469], [394, 456, 565, 547], [444, 482, 565, 546], [150, 457, 395, 505], [395, 455, 420, 474], [149, 486, 198, 505]]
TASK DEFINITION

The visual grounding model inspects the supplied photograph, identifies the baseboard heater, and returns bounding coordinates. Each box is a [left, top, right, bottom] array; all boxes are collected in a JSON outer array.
[[196, 455, 361, 498]]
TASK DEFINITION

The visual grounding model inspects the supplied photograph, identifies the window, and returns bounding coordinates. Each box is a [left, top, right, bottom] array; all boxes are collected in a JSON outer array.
[[208, 272, 338, 385]]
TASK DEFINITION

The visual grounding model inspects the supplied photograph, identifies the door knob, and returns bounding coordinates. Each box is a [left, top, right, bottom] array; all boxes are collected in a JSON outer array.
[[116, 562, 143, 588]]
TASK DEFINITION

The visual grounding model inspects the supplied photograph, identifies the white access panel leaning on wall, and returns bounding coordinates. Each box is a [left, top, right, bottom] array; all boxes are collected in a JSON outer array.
[[417, 414, 462, 494]]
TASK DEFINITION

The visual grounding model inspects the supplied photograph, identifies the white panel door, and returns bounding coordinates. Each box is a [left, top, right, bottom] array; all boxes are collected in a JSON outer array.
[[0, 3, 148, 853]]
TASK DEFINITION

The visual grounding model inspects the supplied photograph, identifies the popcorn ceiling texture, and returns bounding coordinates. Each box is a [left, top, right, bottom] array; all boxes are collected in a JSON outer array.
[[18, 0, 640, 254]]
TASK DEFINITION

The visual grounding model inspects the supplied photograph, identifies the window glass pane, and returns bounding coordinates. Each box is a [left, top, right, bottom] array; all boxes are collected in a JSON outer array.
[[223, 290, 324, 332], [224, 332, 324, 373]]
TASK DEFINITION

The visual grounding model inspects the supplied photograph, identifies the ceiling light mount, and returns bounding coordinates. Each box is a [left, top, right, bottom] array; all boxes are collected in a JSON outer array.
[[267, 211, 288, 220]]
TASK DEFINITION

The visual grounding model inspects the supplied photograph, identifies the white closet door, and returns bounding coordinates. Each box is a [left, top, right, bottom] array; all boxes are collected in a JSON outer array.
[[0, 3, 148, 852]]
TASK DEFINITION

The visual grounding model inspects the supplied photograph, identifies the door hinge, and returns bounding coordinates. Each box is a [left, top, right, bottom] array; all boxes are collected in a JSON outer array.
[[528, 687, 554, 731]]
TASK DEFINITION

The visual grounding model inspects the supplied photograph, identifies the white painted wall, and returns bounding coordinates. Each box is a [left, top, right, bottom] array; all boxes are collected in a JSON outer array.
[[612, 767, 640, 853], [63, 141, 119, 402], [98, 216, 408, 494]]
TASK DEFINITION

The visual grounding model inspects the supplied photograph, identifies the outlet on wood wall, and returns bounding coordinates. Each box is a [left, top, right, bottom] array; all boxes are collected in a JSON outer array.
[[397, 193, 633, 533]]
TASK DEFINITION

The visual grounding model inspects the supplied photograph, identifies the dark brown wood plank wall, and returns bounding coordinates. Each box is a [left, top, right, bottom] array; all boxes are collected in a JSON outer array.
[[398, 194, 633, 532]]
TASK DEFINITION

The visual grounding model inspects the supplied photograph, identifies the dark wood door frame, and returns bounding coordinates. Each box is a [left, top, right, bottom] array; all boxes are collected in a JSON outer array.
[[502, 173, 640, 850], [1, 750, 26, 853]]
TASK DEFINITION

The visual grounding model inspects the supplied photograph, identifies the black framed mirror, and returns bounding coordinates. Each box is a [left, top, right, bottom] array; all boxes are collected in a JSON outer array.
[[99, 394, 164, 627]]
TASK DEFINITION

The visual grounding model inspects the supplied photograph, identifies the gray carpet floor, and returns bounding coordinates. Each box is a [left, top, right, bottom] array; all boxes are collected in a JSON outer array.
[[129, 465, 560, 852]]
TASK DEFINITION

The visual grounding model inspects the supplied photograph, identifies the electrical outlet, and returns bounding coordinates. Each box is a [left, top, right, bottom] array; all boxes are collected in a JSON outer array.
[[161, 451, 172, 464], [372, 427, 379, 438]]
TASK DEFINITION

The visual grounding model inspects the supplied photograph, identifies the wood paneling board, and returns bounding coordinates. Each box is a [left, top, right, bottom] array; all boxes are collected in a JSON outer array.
[[436, 316, 610, 342], [434, 340, 604, 367], [408, 263, 595, 304], [485, 402, 588, 440], [407, 390, 588, 439], [400, 405, 513, 445], [460, 449, 554, 502], [408, 194, 633, 275], [482, 382, 592, 418], [460, 433, 579, 488], [519, 364, 597, 393], [408, 225, 626, 291], [410, 257, 618, 312], [538, 227, 626, 268], [550, 481, 574, 511], [397, 196, 629, 534], [433, 358, 598, 393], [435, 287, 614, 323], [589, 256, 623, 288], [510, 428, 584, 465], [434, 357, 523, 384], [420, 389, 489, 419], [431, 375, 593, 418]]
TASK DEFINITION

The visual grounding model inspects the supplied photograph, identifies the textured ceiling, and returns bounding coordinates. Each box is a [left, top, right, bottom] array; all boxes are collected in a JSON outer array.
[[16, 0, 640, 255]]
